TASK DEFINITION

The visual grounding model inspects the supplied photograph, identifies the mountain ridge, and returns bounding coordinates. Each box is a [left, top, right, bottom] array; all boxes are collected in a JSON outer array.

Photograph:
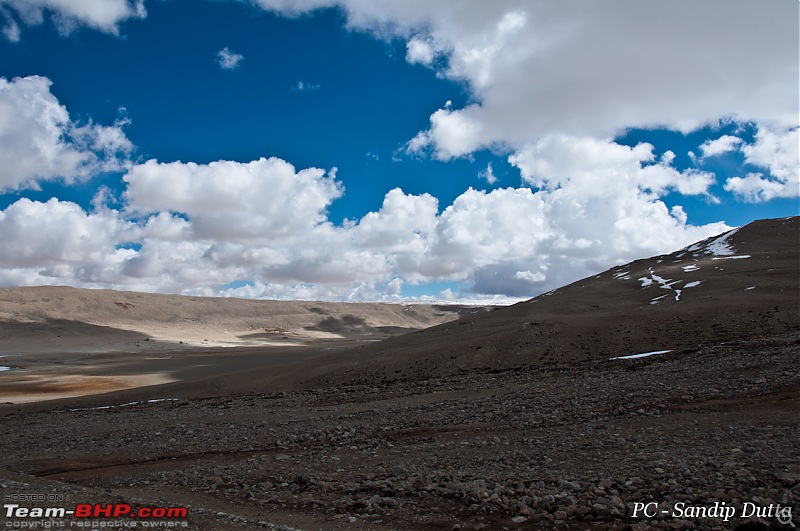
[[307, 215, 799, 387], [0, 285, 485, 353]]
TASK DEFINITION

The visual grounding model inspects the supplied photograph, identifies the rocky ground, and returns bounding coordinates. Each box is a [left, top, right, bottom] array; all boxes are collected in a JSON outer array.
[[2, 332, 798, 530]]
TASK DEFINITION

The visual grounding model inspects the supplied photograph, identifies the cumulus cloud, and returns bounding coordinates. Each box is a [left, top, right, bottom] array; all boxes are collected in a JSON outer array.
[[0, 156, 730, 300], [700, 135, 743, 158], [510, 135, 716, 198], [406, 35, 435, 65], [248, 0, 799, 219], [723, 125, 799, 202], [742, 126, 799, 184], [123, 157, 343, 241], [0, 98, 732, 300], [350, 188, 438, 253], [432, 187, 548, 275], [3, 3, 769, 301], [429, 179, 726, 297], [0, 197, 138, 287], [250, 0, 798, 157], [216, 47, 244, 70], [723, 173, 794, 203], [0, 0, 145, 38], [0, 75, 133, 192], [0, 198, 127, 267], [405, 105, 486, 160]]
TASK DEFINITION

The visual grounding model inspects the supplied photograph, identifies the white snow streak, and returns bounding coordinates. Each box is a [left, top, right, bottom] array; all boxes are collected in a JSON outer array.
[[609, 350, 672, 360], [684, 227, 740, 257], [69, 398, 180, 411]]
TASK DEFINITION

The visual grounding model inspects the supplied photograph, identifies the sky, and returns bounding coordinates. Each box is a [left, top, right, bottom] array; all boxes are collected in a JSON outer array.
[[0, 0, 797, 303]]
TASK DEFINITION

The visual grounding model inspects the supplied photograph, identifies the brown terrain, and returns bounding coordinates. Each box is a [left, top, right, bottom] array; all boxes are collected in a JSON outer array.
[[0, 216, 797, 530]]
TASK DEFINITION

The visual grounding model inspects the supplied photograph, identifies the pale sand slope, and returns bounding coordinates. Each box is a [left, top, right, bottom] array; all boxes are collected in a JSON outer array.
[[0, 373, 176, 404], [0, 287, 485, 353], [0, 290, 485, 403]]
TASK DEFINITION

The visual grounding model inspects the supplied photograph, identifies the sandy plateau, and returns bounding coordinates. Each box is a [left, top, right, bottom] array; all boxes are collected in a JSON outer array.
[[0, 216, 798, 530], [0, 295, 479, 403]]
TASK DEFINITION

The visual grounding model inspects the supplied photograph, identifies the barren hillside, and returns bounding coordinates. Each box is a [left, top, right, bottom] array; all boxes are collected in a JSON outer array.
[[0, 287, 484, 352], [312, 216, 799, 386]]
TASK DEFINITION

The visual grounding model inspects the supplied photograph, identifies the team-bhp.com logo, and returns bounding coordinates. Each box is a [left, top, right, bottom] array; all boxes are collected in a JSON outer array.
[[4, 503, 188, 527]]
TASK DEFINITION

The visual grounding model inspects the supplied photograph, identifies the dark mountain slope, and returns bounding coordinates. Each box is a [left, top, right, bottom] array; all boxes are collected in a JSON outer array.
[[313, 216, 799, 386]]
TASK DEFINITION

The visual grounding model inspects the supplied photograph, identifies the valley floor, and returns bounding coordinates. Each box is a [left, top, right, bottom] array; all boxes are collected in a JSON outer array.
[[1, 333, 798, 530]]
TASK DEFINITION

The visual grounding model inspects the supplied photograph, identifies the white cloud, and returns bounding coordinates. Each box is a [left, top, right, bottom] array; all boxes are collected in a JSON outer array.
[[406, 36, 434, 65], [1, 8, 20, 41], [250, 0, 334, 18], [406, 35, 445, 66], [350, 188, 438, 253], [742, 125, 799, 183], [700, 135, 743, 158], [405, 105, 485, 160], [426, 173, 727, 297], [514, 269, 545, 283], [123, 157, 343, 241], [251, 1, 798, 157], [510, 135, 716, 198], [385, 277, 403, 297], [478, 162, 497, 185], [0, 197, 139, 287], [292, 80, 321, 91], [216, 47, 244, 70], [432, 187, 549, 274], [0, 158, 730, 300], [3, 4, 769, 301], [249, 0, 798, 221], [0, 75, 132, 192], [723, 125, 800, 202], [724, 172, 798, 203], [0, 115, 732, 301], [0, 0, 145, 38], [0, 198, 127, 267], [438, 287, 457, 301]]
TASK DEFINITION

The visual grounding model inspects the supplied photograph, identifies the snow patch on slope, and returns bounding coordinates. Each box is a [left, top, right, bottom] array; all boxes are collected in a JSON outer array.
[[684, 228, 740, 257], [69, 398, 180, 412], [639, 268, 688, 302], [610, 350, 672, 360]]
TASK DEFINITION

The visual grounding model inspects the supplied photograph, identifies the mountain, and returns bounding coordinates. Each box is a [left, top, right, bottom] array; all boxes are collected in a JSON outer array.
[[0, 216, 796, 396], [0, 286, 484, 354], [312, 216, 799, 386]]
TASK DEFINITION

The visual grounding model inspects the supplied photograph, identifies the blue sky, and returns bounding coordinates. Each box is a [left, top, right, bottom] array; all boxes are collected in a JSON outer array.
[[0, 0, 797, 302]]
